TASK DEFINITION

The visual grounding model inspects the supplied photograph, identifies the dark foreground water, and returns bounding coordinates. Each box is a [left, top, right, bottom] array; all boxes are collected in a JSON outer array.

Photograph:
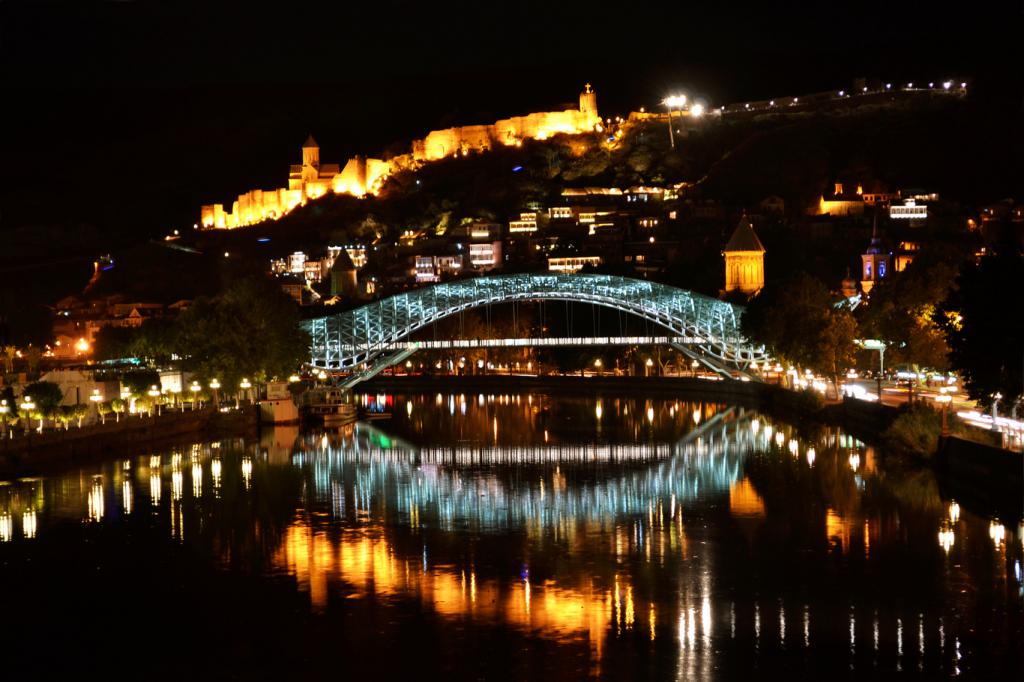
[[1, 392, 1021, 680]]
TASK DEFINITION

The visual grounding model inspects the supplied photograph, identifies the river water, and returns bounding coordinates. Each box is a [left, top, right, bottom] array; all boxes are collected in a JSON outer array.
[[0, 392, 1021, 679]]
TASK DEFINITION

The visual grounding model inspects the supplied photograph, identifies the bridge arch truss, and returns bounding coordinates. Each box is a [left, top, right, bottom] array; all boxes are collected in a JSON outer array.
[[303, 274, 766, 372]]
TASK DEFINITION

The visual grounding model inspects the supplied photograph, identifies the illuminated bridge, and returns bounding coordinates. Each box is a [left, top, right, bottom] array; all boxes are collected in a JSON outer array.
[[303, 274, 767, 381], [291, 410, 776, 530]]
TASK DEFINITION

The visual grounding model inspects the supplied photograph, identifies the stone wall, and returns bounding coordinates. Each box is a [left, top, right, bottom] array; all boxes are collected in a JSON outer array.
[[201, 87, 600, 229]]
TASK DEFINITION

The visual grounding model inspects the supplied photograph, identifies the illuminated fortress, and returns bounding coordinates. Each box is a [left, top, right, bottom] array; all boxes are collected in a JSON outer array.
[[201, 85, 600, 229]]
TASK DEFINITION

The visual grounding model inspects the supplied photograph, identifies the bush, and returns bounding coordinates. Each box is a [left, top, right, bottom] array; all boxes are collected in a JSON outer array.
[[883, 403, 942, 459]]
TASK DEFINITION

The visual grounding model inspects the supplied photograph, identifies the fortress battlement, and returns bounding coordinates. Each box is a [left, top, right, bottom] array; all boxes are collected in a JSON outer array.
[[201, 85, 599, 230]]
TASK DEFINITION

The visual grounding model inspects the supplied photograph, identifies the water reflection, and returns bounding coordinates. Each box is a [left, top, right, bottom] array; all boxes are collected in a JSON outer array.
[[0, 393, 1020, 679]]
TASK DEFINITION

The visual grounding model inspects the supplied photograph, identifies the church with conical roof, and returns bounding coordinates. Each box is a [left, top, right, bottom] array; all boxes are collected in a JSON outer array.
[[860, 211, 891, 294], [723, 213, 766, 294]]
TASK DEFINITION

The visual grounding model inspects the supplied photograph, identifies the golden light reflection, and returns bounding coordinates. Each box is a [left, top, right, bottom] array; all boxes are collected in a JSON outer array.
[[729, 478, 765, 518], [989, 520, 1005, 545], [88, 479, 104, 521], [22, 509, 37, 538], [172, 470, 183, 502], [192, 463, 203, 498], [242, 457, 253, 489], [826, 507, 853, 553], [122, 479, 133, 515], [938, 527, 955, 552], [272, 521, 613, 662], [150, 473, 161, 505], [0, 512, 11, 542]]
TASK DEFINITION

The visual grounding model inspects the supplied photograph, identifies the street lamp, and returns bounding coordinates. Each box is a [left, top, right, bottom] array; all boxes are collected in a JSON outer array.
[[209, 378, 221, 407], [594, 358, 602, 376], [935, 389, 952, 437], [991, 392, 1002, 432], [89, 388, 103, 424], [662, 94, 686, 149], [20, 397, 36, 434], [857, 339, 887, 403], [189, 381, 202, 410], [147, 385, 162, 416], [238, 378, 252, 408], [645, 357, 654, 377], [0, 399, 8, 439]]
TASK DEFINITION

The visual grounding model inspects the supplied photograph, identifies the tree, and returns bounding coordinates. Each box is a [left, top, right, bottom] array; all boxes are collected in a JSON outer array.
[[742, 272, 859, 390], [819, 308, 859, 395], [111, 398, 126, 422], [122, 370, 161, 398], [858, 254, 959, 372], [174, 277, 312, 386], [130, 317, 179, 365], [25, 346, 42, 376], [24, 381, 62, 415], [937, 252, 1024, 406], [56, 406, 74, 431], [97, 400, 112, 425], [72, 403, 89, 428], [2, 346, 16, 374]]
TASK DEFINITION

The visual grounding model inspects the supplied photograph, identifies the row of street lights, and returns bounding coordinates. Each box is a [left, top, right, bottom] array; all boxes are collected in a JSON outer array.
[[75, 377, 255, 417]]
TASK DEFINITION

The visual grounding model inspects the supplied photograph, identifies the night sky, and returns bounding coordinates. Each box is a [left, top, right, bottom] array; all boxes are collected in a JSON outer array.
[[0, 0, 1020, 319], [4, 2, 1018, 237]]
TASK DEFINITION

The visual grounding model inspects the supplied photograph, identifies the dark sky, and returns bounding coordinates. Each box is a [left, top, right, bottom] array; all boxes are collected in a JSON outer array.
[[1, 0, 1020, 243]]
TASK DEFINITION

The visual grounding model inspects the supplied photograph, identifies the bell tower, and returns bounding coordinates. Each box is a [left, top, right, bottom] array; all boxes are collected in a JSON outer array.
[[302, 134, 320, 170], [860, 211, 890, 295], [579, 83, 599, 123]]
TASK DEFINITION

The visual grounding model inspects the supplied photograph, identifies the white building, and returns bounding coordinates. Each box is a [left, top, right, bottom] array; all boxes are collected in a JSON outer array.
[[288, 251, 307, 274], [469, 242, 502, 270], [548, 255, 602, 273], [415, 255, 464, 283], [509, 212, 538, 233]]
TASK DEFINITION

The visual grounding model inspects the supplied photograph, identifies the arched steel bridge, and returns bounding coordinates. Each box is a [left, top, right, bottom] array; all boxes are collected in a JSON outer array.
[[303, 274, 767, 378]]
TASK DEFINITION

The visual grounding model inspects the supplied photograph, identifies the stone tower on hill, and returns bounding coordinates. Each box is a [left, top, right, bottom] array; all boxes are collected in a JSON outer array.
[[579, 83, 598, 120], [723, 213, 766, 294]]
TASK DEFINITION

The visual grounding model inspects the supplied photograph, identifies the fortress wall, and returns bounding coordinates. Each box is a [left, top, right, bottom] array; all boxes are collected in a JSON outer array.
[[203, 88, 599, 228], [365, 158, 392, 190]]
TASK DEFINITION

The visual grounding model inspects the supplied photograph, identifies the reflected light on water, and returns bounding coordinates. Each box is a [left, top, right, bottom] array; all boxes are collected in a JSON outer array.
[[939, 527, 955, 552], [172, 470, 183, 502], [22, 509, 36, 539], [87, 478, 104, 522], [0, 394, 1019, 679], [150, 472, 161, 505], [273, 521, 613, 661], [122, 479, 133, 515], [990, 520, 1005, 545], [241, 457, 253, 489], [192, 463, 203, 498]]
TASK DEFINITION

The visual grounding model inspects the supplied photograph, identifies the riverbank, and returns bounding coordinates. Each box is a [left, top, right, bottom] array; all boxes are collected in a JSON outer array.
[[0, 406, 259, 479]]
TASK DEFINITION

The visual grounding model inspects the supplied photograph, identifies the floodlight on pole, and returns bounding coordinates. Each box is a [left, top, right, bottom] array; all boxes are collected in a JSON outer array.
[[662, 94, 686, 149]]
